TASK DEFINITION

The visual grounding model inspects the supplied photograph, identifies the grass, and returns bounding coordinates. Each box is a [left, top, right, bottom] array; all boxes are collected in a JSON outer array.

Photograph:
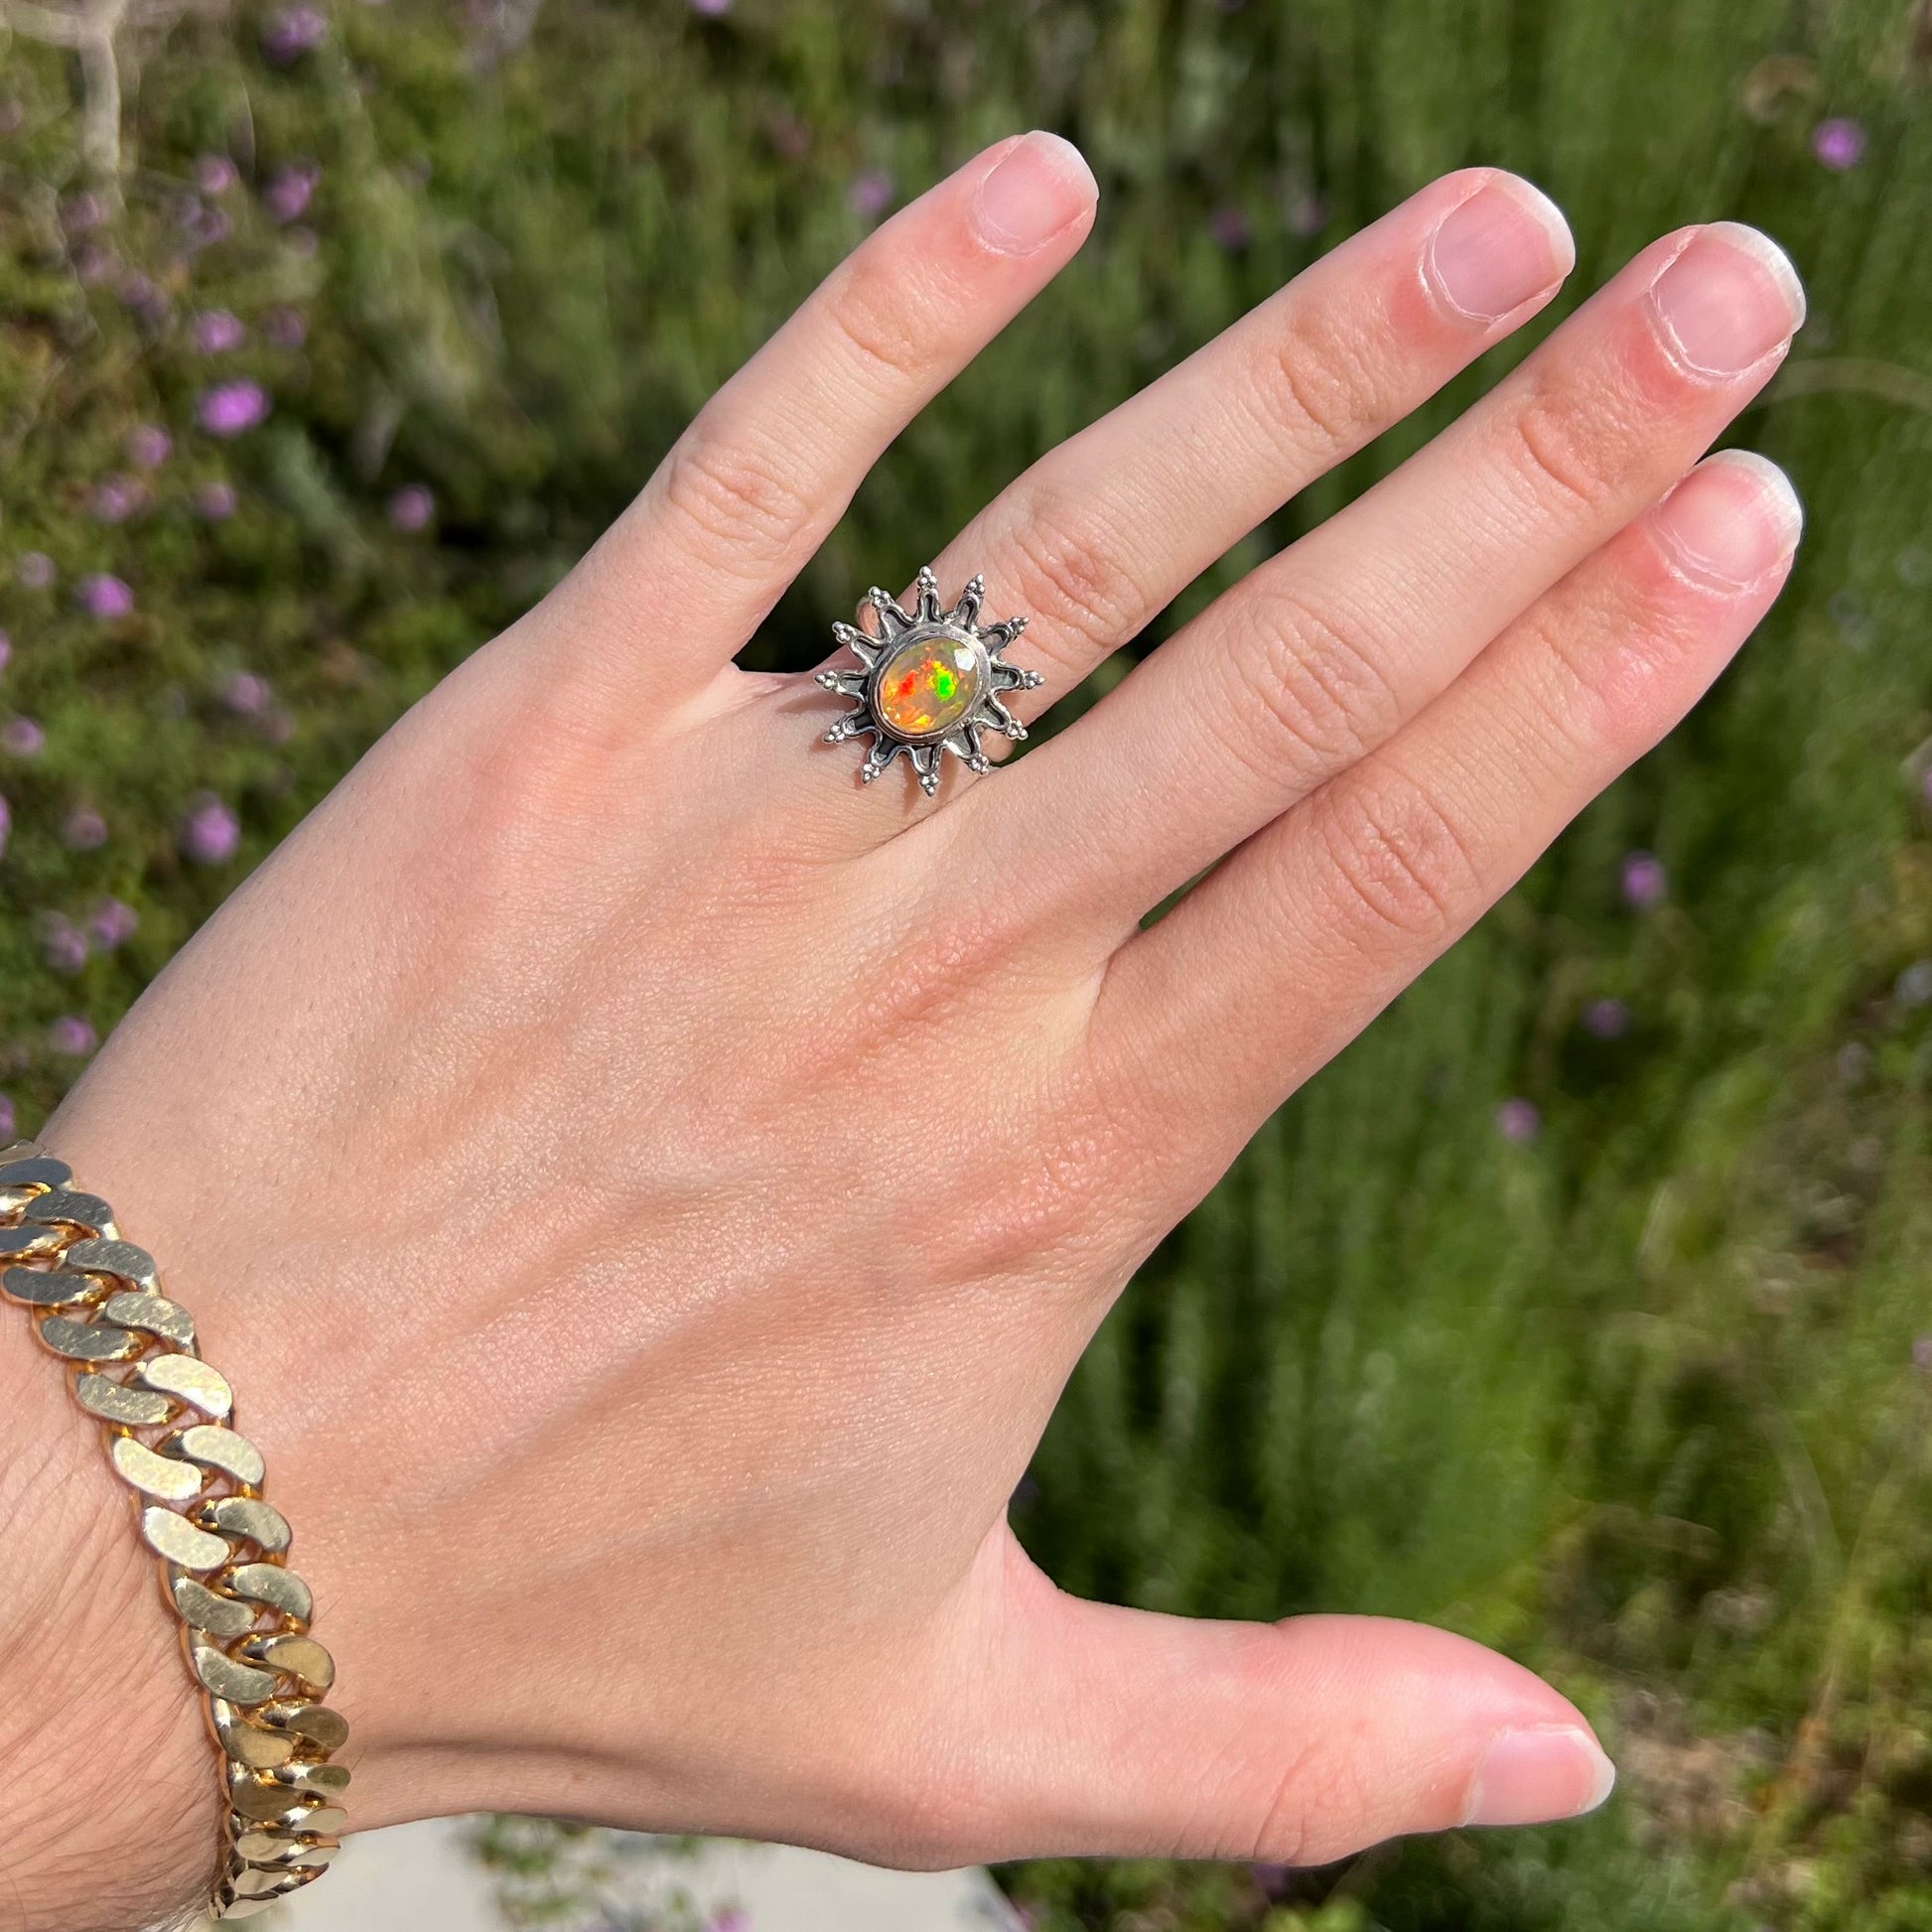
[[2, 1, 1931, 1926]]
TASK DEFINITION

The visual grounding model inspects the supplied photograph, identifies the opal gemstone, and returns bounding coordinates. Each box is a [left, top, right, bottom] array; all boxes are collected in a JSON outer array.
[[874, 632, 980, 738]]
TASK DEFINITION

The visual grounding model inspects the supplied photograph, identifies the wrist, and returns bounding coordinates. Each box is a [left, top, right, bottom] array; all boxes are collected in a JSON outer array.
[[0, 1301, 217, 1932]]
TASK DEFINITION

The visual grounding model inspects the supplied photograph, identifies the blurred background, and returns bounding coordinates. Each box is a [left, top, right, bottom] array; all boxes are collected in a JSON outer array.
[[3, 1, 1930, 1927]]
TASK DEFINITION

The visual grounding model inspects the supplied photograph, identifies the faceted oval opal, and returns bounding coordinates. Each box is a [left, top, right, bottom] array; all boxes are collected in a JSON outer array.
[[873, 632, 981, 739]]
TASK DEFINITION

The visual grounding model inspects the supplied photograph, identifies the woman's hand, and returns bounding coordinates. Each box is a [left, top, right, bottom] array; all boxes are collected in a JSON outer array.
[[7, 131, 1804, 1928]]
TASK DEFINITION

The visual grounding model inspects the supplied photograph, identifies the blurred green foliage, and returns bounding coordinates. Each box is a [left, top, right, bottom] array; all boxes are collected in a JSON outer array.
[[3, 0, 1932, 1926]]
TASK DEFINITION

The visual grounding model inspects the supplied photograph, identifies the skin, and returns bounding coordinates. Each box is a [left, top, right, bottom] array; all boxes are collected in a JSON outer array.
[[0, 133, 1806, 1931]]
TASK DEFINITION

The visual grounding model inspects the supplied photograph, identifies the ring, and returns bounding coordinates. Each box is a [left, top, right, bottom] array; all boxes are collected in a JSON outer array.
[[817, 566, 1042, 795]]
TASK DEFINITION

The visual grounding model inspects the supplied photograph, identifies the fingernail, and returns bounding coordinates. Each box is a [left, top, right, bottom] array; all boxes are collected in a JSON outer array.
[[1463, 1725, 1617, 1828], [1426, 176, 1575, 322], [1654, 450, 1804, 588], [1649, 222, 1806, 377], [973, 131, 1098, 256]]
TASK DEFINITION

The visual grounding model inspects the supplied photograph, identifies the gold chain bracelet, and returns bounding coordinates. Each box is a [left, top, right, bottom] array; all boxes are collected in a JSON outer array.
[[0, 1139, 347, 1920]]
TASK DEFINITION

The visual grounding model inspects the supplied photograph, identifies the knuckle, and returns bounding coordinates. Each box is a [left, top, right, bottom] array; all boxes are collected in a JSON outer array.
[[656, 424, 819, 572], [820, 252, 935, 389], [1505, 371, 1626, 517], [1311, 768, 1479, 949], [1255, 308, 1383, 459], [1246, 1738, 1380, 1867], [1004, 492, 1151, 661], [1230, 588, 1403, 779]]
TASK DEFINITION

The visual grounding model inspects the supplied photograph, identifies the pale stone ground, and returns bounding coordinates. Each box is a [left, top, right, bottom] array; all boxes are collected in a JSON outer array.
[[202, 1820, 1023, 1932]]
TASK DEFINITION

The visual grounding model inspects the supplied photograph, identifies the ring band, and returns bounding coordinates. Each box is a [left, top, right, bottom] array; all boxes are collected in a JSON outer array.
[[817, 565, 1042, 795]]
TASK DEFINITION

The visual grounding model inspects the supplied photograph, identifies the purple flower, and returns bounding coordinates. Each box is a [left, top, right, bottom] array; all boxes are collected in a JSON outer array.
[[1584, 998, 1630, 1039], [16, 551, 55, 589], [126, 424, 172, 469], [118, 269, 164, 318], [262, 3, 328, 62], [1621, 850, 1667, 910], [847, 168, 895, 218], [689, 0, 731, 12], [0, 629, 10, 671], [195, 480, 238, 520], [263, 305, 308, 347], [181, 791, 239, 865], [182, 202, 232, 249], [87, 898, 138, 948], [198, 380, 270, 438], [61, 806, 106, 851], [1209, 205, 1251, 251], [223, 670, 271, 716], [77, 573, 134, 619], [48, 1014, 96, 1056], [706, 1912, 749, 1932], [0, 1094, 13, 1141], [87, 899, 137, 949], [89, 474, 147, 523], [40, 913, 88, 974], [1287, 192, 1328, 238], [72, 243, 116, 285], [63, 190, 105, 233], [194, 154, 238, 196], [1495, 1097, 1541, 1143], [3, 716, 45, 757], [0, 793, 10, 859], [387, 483, 435, 532], [264, 161, 320, 223], [1895, 960, 1932, 1009], [1812, 117, 1866, 171], [192, 308, 246, 353]]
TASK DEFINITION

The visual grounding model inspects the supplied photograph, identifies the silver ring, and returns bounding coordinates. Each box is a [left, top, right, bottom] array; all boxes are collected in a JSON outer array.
[[817, 566, 1042, 796]]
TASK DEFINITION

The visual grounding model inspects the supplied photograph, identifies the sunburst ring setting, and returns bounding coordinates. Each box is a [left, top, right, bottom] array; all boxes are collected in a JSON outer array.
[[815, 566, 1043, 796]]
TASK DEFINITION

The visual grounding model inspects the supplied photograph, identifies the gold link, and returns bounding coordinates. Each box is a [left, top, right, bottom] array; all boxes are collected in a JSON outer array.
[[140, 1505, 232, 1572], [240, 1633, 335, 1692], [37, 1314, 139, 1361], [211, 1893, 281, 1919], [268, 1759, 350, 1796], [195, 1645, 280, 1707], [233, 1829, 337, 1863], [260, 1701, 349, 1750], [135, 1351, 233, 1419], [61, 1235, 161, 1292], [101, 1290, 196, 1348], [75, 1372, 175, 1426], [225, 1562, 312, 1622], [2, 1265, 103, 1308], [172, 1577, 260, 1638], [229, 1865, 309, 1898], [110, 1434, 206, 1503], [22, 1188, 118, 1235], [215, 1716, 298, 1769], [280, 1804, 347, 1838], [8, 1154, 346, 1915], [200, 1496, 291, 1554], [229, 1771, 319, 1820], [0, 1224, 67, 1259], [0, 1156, 71, 1190], [166, 1423, 265, 1487]]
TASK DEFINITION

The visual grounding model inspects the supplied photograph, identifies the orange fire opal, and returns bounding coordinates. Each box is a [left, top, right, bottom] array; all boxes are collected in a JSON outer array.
[[874, 634, 981, 738]]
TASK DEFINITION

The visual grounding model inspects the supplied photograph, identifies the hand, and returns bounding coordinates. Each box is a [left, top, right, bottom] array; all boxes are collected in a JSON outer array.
[[6, 130, 1804, 1928]]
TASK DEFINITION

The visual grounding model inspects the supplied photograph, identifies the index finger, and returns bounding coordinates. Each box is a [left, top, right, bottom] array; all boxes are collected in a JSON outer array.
[[535, 132, 1099, 708]]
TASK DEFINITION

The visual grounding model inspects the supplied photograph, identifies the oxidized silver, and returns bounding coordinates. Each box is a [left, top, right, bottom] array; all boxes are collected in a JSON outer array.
[[817, 566, 1042, 796]]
